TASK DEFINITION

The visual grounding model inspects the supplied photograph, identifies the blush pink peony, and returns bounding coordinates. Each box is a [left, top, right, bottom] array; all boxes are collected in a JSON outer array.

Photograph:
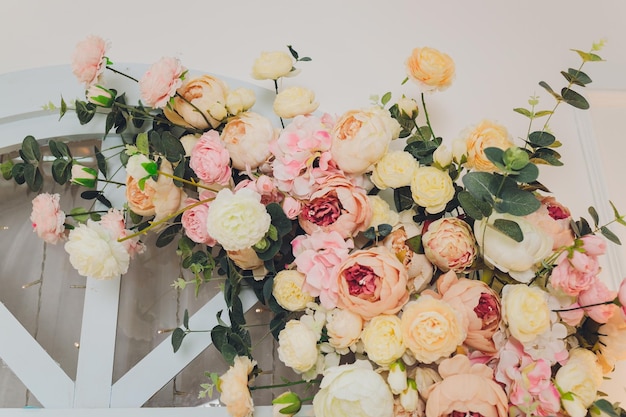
[[139, 56, 186, 109], [71, 35, 109, 87], [189, 130, 232, 185], [30, 193, 66, 244]]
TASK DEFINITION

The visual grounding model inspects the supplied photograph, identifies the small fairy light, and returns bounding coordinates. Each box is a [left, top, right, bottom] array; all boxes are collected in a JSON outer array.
[[157, 328, 176, 334], [74, 342, 80, 349], [1, 226, 8, 230], [22, 279, 41, 289]]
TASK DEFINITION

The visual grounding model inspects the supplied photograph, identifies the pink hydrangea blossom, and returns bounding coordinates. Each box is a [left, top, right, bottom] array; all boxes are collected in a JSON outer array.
[[189, 130, 232, 185], [30, 193, 66, 244], [181, 195, 216, 246], [291, 230, 354, 308], [139, 57, 186, 109], [99, 209, 145, 258], [71, 35, 109, 87]]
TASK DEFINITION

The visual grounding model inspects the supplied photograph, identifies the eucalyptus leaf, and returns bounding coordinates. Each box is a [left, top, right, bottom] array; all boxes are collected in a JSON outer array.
[[538, 81, 562, 100], [527, 131, 556, 147], [513, 107, 532, 118], [266, 203, 292, 237], [483, 147, 504, 165], [609, 201, 626, 226], [51, 158, 72, 184], [171, 327, 186, 353], [11, 162, 26, 184], [1, 160, 14, 180], [156, 223, 182, 247], [162, 131, 185, 163], [591, 399, 619, 417], [533, 110, 553, 118], [458, 190, 492, 220], [495, 186, 541, 216], [23, 163, 43, 192], [75, 100, 96, 125], [601, 226, 621, 245], [393, 186, 414, 212], [571, 49, 603, 62], [96, 193, 113, 208], [561, 88, 590, 109], [69, 207, 90, 223], [531, 148, 563, 166], [492, 218, 524, 242], [48, 140, 63, 158], [136, 132, 150, 155], [561, 68, 592, 86], [21, 135, 41, 163], [462, 172, 499, 202], [588, 206, 600, 227], [94, 146, 107, 177], [381, 92, 392, 106], [512, 163, 539, 184], [183, 309, 190, 330]]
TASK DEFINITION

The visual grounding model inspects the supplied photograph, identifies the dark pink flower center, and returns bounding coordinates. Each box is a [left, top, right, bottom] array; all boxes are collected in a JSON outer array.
[[302, 191, 342, 227], [547, 204, 569, 220], [474, 292, 500, 330], [450, 412, 484, 417], [343, 264, 379, 300]]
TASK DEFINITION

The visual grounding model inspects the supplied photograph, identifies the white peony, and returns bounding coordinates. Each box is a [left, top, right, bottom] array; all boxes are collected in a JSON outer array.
[[555, 348, 603, 417], [277, 319, 320, 374], [205, 188, 271, 251]]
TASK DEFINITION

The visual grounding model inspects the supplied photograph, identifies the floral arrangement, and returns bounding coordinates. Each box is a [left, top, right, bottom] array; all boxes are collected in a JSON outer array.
[[5, 34, 626, 417]]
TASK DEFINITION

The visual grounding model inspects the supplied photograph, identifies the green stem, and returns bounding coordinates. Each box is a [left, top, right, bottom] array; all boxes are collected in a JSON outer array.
[[106, 66, 139, 83], [156, 170, 221, 192], [421, 92, 436, 140], [66, 210, 109, 217], [250, 379, 320, 391], [174, 92, 213, 130]]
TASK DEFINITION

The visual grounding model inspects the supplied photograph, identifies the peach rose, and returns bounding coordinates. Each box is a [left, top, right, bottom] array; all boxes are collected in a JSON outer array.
[[163, 75, 228, 129], [425, 355, 508, 417], [382, 225, 433, 294], [227, 247, 267, 278], [400, 295, 466, 364], [30, 193, 66, 244], [422, 217, 477, 272], [299, 173, 372, 239], [406, 47, 455, 93], [125, 175, 156, 216], [330, 107, 401, 175], [463, 120, 514, 172], [335, 246, 409, 321], [218, 355, 256, 417], [151, 160, 187, 226], [221, 112, 277, 170], [524, 195, 574, 250]]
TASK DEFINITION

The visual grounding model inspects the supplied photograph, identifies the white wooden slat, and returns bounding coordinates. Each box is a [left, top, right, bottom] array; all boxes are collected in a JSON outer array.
[[0, 303, 74, 408]]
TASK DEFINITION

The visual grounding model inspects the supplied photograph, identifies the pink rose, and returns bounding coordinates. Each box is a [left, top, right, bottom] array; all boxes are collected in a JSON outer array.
[[189, 130, 232, 186], [335, 246, 409, 320], [550, 251, 598, 296], [579, 280, 617, 324], [30, 193, 66, 244], [139, 57, 186, 109], [281, 196, 302, 220], [234, 175, 282, 206], [299, 173, 372, 239], [71, 35, 109, 87], [99, 209, 145, 258], [181, 197, 216, 245], [580, 234, 607, 256], [292, 230, 354, 308], [422, 217, 477, 273], [524, 195, 574, 250]]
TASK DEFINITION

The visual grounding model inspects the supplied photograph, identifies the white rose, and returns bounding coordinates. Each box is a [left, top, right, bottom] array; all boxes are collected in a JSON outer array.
[[397, 96, 418, 118], [501, 284, 550, 343], [313, 361, 394, 417], [433, 144, 452, 168], [277, 319, 320, 374], [331, 107, 401, 175], [400, 380, 419, 412], [555, 348, 603, 417], [452, 137, 467, 163], [226, 87, 256, 115], [221, 112, 277, 170], [370, 150, 419, 190], [64, 220, 130, 280], [326, 308, 363, 352], [70, 164, 97, 188], [410, 166, 455, 214], [251, 51, 294, 80], [361, 314, 405, 367], [273, 86, 319, 119], [206, 188, 271, 251], [126, 153, 152, 179], [473, 212, 553, 283], [272, 270, 314, 311], [368, 195, 399, 229], [387, 361, 407, 394]]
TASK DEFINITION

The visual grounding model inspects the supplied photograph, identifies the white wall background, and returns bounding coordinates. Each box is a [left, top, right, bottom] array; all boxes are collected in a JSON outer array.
[[2, 0, 626, 404]]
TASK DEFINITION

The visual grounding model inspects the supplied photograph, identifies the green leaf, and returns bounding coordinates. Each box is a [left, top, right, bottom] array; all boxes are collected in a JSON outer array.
[[495, 186, 541, 216], [513, 107, 532, 118], [601, 226, 621, 245], [75, 100, 96, 125], [513, 163, 539, 184], [96, 193, 112, 208], [69, 207, 90, 223], [609, 201, 626, 227], [533, 110, 553, 118], [156, 223, 182, 247], [0, 159, 14, 180], [458, 190, 492, 220], [483, 147, 504, 166], [561, 88, 590, 109], [393, 186, 414, 212], [136, 132, 150, 155], [527, 131, 556, 147], [266, 203, 293, 237], [94, 146, 107, 177], [21, 135, 41, 163], [492, 218, 523, 242], [183, 309, 190, 330], [48, 140, 63, 158], [51, 158, 72, 184], [462, 172, 499, 203], [141, 161, 158, 176], [162, 131, 186, 163], [23, 163, 43, 192], [539, 81, 562, 100], [171, 328, 186, 353], [220, 343, 238, 366], [589, 206, 600, 227], [561, 68, 593, 86], [381, 92, 392, 106], [287, 44, 299, 60], [11, 162, 26, 185], [59, 97, 67, 120], [405, 235, 423, 254], [572, 49, 604, 62], [531, 148, 563, 166], [592, 399, 619, 417]]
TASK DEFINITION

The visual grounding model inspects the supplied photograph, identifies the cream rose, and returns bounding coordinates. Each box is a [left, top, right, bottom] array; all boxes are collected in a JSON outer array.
[[410, 166, 455, 214], [221, 112, 277, 170], [330, 107, 401, 175], [326, 308, 363, 352], [368, 195, 399, 229], [463, 120, 514, 172], [555, 348, 603, 417], [422, 217, 477, 272], [225, 87, 256, 116], [163, 75, 229, 129], [370, 150, 419, 190], [501, 284, 550, 343], [400, 296, 466, 364], [361, 314, 405, 367], [272, 270, 314, 311], [277, 319, 320, 374], [406, 46, 455, 92], [474, 212, 553, 283], [273, 86, 319, 118], [251, 51, 294, 80]]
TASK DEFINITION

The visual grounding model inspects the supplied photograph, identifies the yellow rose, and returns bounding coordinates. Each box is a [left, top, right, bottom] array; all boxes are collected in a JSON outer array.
[[406, 47, 455, 92], [400, 296, 466, 364], [361, 314, 405, 367], [251, 51, 294, 80], [163, 75, 229, 130], [368, 195, 399, 229], [410, 166, 455, 214], [273, 86, 319, 119], [225, 87, 256, 116], [501, 284, 550, 343], [272, 270, 314, 312], [463, 120, 514, 172], [555, 348, 603, 417], [370, 150, 419, 189]]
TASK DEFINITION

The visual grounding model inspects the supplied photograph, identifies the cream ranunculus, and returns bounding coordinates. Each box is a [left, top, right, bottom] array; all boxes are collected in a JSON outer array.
[[473, 212, 553, 283], [361, 314, 405, 367], [330, 107, 401, 175], [273, 86, 319, 118], [410, 166, 455, 214], [205, 188, 271, 251], [64, 220, 130, 280], [400, 295, 466, 364], [555, 348, 604, 417], [326, 308, 363, 353], [370, 150, 419, 190], [163, 75, 229, 130], [225, 87, 256, 116], [221, 112, 277, 170], [277, 319, 320, 374], [251, 51, 294, 80], [272, 270, 314, 312], [501, 284, 550, 343], [463, 120, 514, 172], [422, 217, 477, 272], [313, 361, 394, 417], [406, 47, 455, 92]]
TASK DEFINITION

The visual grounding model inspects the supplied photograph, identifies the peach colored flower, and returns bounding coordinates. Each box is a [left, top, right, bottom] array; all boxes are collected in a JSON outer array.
[[406, 46, 455, 92], [139, 57, 186, 109], [524, 195, 574, 250], [326, 308, 363, 352], [425, 355, 508, 417], [71, 35, 109, 87], [218, 355, 256, 417], [125, 175, 156, 216], [422, 217, 477, 272], [227, 247, 267, 278], [400, 295, 466, 364], [221, 112, 277, 170], [598, 312, 626, 373], [299, 173, 372, 239], [189, 130, 232, 185], [463, 120, 514, 172], [619, 278, 626, 316], [30, 193, 66, 244], [151, 160, 187, 227], [550, 250, 599, 297], [335, 246, 409, 321], [164, 75, 229, 129]]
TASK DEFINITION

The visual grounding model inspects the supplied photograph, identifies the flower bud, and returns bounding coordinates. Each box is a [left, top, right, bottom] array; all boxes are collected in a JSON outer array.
[[397, 96, 418, 118], [226, 88, 256, 115], [272, 391, 302, 416], [451, 138, 467, 164], [413, 366, 442, 400], [400, 379, 419, 412], [387, 360, 407, 394], [207, 102, 228, 123], [86, 84, 116, 107], [433, 144, 453, 168], [70, 164, 98, 188], [503, 146, 529, 170]]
